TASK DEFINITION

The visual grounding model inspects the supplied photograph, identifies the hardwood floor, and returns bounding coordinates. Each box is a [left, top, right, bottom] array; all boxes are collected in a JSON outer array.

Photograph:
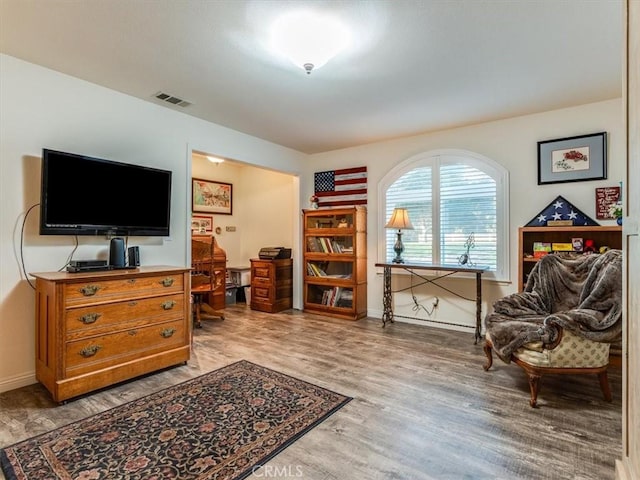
[[0, 305, 622, 480]]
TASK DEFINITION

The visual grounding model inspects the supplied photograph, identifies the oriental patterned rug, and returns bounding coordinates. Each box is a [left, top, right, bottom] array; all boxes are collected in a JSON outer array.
[[0, 360, 351, 480]]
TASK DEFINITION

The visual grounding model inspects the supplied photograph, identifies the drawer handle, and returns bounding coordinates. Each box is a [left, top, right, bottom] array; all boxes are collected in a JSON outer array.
[[160, 327, 176, 338], [79, 345, 102, 358], [127, 279, 137, 284], [79, 313, 101, 324], [161, 300, 176, 310], [79, 285, 101, 296], [128, 301, 138, 307], [160, 277, 175, 287], [128, 330, 138, 336]]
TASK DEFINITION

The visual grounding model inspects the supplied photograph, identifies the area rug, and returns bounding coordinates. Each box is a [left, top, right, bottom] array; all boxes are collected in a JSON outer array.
[[0, 360, 351, 480]]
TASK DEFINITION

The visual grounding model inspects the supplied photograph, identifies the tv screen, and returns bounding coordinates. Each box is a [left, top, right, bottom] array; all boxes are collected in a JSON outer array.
[[40, 149, 172, 236]]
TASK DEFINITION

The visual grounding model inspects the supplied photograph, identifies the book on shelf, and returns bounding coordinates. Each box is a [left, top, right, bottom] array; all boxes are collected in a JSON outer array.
[[306, 262, 327, 277], [318, 286, 353, 307], [318, 237, 333, 253], [307, 237, 320, 252]]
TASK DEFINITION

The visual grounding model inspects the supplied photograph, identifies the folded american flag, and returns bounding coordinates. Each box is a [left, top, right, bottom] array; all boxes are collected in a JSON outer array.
[[314, 167, 367, 207], [525, 195, 598, 226]]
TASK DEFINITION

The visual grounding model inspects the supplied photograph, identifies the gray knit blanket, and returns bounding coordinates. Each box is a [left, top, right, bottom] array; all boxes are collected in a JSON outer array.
[[484, 249, 622, 363]]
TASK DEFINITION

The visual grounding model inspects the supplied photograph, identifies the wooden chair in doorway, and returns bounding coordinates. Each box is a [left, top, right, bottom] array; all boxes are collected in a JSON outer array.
[[191, 235, 225, 328]]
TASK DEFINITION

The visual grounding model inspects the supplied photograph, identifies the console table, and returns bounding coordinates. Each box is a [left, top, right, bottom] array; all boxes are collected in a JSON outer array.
[[375, 263, 488, 343]]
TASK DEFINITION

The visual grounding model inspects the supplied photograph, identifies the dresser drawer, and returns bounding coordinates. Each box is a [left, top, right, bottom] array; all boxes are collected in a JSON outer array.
[[65, 319, 186, 376], [252, 276, 272, 287], [253, 286, 270, 300], [64, 274, 184, 305], [65, 294, 184, 340], [252, 265, 272, 279]]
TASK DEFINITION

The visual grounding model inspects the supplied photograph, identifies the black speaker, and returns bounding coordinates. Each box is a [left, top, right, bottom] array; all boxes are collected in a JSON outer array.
[[128, 246, 140, 267], [109, 237, 126, 267]]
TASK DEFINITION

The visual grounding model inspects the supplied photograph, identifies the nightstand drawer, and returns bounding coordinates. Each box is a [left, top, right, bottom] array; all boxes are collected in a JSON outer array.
[[253, 286, 270, 300], [252, 266, 271, 279]]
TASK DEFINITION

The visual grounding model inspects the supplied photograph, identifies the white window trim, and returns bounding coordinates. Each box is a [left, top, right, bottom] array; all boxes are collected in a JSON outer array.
[[377, 149, 510, 282]]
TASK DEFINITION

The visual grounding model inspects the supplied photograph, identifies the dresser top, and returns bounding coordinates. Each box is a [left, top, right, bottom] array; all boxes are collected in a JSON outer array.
[[30, 265, 188, 282]]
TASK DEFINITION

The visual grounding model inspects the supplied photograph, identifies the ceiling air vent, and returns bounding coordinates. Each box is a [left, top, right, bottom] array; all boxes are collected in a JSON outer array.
[[153, 91, 192, 108]]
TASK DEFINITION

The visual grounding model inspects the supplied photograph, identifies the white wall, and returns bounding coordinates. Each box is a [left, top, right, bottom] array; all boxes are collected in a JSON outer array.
[[303, 98, 624, 331], [0, 54, 305, 393]]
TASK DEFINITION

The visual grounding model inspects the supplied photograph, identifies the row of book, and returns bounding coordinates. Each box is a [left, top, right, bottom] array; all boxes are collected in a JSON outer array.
[[319, 287, 353, 307], [306, 262, 352, 278], [307, 237, 353, 254]]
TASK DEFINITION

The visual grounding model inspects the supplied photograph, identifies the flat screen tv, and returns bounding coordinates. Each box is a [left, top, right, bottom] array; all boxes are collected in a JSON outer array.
[[40, 149, 172, 236]]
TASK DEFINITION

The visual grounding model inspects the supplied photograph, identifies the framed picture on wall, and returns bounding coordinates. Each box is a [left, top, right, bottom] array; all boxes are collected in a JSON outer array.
[[191, 214, 213, 233], [192, 178, 233, 215], [537, 132, 607, 185]]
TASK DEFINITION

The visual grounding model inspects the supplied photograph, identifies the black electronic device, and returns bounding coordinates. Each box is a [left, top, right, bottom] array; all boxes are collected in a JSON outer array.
[[69, 260, 108, 269], [128, 246, 140, 267], [109, 237, 126, 267], [40, 149, 172, 236], [66, 260, 110, 273], [258, 247, 292, 260]]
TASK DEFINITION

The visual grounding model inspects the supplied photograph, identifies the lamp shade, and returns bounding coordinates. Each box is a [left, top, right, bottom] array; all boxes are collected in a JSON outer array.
[[385, 208, 414, 230]]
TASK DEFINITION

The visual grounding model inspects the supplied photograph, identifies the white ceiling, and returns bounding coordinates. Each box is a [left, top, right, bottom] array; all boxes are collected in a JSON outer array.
[[0, 0, 623, 155]]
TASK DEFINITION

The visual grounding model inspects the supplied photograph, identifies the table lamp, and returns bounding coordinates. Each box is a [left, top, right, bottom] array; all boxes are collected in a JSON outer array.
[[385, 208, 414, 263]]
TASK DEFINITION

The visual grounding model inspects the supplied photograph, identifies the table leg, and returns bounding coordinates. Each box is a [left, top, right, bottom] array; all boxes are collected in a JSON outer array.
[[475, 272, 482, 344], [382, 266, 394, 327]]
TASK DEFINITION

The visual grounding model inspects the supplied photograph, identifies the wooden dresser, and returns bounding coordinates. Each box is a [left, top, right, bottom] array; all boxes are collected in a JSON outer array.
[[31, 266, 191, 403], [250, 258, 293, 313]]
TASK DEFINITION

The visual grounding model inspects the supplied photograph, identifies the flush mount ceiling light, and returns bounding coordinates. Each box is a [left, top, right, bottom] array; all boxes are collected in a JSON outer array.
[[270, 10, 351, 74], [207, 156, 225, 164]]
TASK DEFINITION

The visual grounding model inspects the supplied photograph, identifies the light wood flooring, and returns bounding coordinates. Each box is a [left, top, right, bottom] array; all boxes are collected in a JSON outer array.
[[0, 305, 622, 480]]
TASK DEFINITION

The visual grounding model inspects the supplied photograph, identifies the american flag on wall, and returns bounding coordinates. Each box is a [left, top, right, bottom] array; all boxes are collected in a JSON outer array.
[[314, 167, 367, 207]]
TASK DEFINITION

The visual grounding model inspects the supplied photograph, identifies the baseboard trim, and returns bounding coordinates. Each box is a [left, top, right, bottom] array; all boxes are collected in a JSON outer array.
[[367, 309, 477, 334], [615, 458, 639, 480], [0, 371, 37, 394]]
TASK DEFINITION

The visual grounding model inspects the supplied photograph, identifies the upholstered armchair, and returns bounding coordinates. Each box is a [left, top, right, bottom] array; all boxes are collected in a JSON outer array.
[[483, 249, 622, 407]]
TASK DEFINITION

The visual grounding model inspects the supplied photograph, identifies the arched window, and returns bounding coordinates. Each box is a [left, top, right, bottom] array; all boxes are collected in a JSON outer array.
[[378, 150, 509, 281]]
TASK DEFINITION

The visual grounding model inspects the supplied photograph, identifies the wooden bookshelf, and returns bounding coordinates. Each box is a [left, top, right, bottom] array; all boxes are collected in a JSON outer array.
[[518, 225, 622, 291], [303, 206, 367, 320]]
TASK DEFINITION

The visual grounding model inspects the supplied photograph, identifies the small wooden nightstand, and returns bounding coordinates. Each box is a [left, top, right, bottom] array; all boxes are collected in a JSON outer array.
[[250, 258, 293, 313]]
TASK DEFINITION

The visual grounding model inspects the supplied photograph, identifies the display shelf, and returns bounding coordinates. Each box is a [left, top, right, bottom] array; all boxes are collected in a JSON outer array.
[[518, 225, 622, 291], [303, 206, 366, 320]]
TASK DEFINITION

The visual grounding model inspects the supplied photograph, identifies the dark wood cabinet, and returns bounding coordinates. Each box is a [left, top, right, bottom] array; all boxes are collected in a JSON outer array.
[[250, 258, 293, 313]]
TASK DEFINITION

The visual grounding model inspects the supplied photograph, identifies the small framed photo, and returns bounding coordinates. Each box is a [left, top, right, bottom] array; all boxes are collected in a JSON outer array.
[[192, 214, 213, 233], [572, 237, 584, 252], [192, 178, 233, 215], [537, 132, 607, 185]]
